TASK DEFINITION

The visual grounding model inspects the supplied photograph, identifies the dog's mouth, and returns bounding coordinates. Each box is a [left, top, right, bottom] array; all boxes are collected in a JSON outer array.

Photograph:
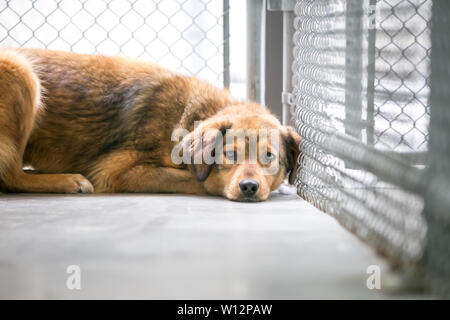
[[230, 196, 262, 203]]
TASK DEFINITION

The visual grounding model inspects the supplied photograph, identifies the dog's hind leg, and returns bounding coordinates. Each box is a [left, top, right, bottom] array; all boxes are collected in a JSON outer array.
[[0, 50, 93, 193]]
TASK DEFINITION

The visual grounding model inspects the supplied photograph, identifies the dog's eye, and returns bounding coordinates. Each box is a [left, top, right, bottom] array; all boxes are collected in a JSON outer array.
[[224, 150, 236, 161], [262, 151, 275, 163]]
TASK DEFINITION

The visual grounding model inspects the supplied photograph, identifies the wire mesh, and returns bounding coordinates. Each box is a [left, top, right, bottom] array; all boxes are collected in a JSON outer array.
[[373, 0, 431, 153], [292, 0, 450, 297], [0, 0, 228, 88], [291, 0, 429, 265]]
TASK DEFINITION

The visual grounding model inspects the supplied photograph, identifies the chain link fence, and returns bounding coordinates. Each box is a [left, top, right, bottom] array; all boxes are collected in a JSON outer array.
[[0, 0, 229, 88], [292, 0, 431, 270], [292, 0, 450, 297], [373, 0, 431, 153]]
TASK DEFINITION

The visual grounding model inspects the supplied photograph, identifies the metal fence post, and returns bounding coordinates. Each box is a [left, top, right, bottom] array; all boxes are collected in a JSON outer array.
[[366, 0, 377, 146], [281, 10, 294, 125], [223, 0, 230, 88], [345, 0, 364, 140], [247, 0, 266, 104], [423, 0, 450, 297], [268, 0, 295, 125]]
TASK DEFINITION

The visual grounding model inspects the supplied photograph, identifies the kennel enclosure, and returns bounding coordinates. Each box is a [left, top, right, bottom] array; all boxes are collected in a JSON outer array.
[[1, 0, 449, 297]]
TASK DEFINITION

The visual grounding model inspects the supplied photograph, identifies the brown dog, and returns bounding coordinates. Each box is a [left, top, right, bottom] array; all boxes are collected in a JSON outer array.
[[0, 48, 300, 202]]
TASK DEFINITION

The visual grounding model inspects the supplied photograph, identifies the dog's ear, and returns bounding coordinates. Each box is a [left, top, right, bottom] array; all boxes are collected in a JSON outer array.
[[190, 128, 221, 182], [284, 127, 302, 185], [184, 122, 229, 182]]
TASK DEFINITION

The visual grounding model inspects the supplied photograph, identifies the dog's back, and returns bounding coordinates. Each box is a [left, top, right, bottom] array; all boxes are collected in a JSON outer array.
[[22, 49, 175, 173]]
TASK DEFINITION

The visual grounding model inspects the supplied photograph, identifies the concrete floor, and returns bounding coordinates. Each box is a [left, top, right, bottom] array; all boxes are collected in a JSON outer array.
[[0, 190, 430, 299]]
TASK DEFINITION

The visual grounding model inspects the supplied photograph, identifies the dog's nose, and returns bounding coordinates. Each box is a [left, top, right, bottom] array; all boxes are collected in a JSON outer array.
[[239, 179, 259, 197]]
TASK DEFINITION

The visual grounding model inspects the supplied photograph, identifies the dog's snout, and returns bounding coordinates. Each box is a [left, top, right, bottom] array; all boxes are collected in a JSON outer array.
[[239, 179, 259, 197]]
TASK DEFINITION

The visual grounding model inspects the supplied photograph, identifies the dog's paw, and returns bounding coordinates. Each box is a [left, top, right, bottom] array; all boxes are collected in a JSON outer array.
[[63, 174, 94, 194]]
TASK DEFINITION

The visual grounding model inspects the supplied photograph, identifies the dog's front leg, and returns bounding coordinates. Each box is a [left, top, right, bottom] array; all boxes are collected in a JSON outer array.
[[93, 165, 206, 195]]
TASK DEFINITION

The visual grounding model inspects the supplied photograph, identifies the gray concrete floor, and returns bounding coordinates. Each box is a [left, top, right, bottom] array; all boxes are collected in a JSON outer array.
[[0, 191, 430, 299]]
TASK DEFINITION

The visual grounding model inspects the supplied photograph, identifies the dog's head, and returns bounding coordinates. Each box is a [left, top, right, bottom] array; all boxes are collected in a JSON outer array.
[[177, 102, 301, 202]]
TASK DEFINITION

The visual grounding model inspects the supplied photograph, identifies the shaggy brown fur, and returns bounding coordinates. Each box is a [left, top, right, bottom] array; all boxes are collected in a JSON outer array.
[[0, 48, 300, 201]]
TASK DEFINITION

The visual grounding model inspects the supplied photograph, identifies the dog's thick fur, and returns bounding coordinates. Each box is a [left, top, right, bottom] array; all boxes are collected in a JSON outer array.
[[0, 48, 300, 201]]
